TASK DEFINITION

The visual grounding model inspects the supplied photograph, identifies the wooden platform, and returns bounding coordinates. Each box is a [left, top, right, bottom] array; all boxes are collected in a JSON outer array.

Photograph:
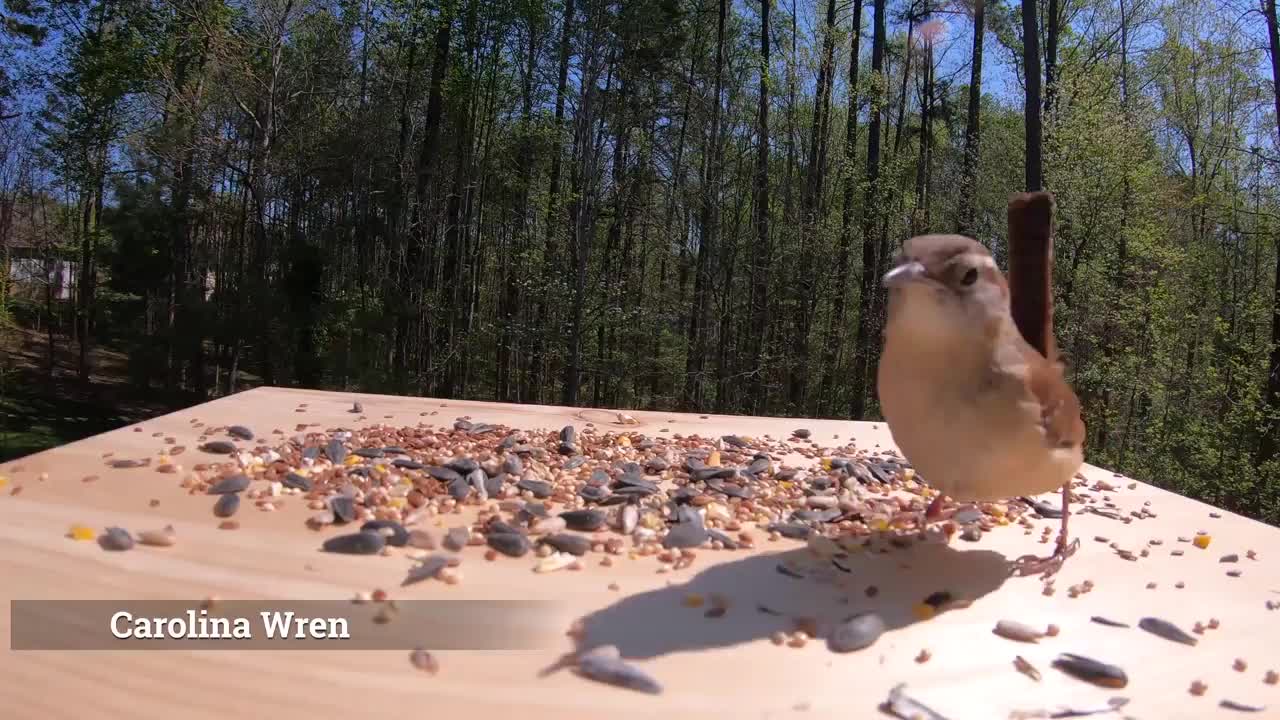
[[1, 387, 1276, 719]]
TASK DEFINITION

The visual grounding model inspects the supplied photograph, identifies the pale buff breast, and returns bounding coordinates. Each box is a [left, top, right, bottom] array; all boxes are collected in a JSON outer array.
[[878, 306, 1082, 502]]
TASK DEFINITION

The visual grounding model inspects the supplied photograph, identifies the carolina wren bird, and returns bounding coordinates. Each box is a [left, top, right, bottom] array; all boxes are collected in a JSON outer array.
[[876, 232, 1084, 577]]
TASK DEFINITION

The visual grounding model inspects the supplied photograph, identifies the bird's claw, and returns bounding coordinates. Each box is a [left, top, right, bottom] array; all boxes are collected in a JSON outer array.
[[1011, 535, 1079, 579]]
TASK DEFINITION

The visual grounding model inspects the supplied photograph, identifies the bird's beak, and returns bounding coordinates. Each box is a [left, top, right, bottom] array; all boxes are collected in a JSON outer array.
[[882, 260, 927, 288]]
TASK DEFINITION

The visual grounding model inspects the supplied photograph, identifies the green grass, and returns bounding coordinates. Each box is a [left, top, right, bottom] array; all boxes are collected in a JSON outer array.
[[0, 392, 138, 462]]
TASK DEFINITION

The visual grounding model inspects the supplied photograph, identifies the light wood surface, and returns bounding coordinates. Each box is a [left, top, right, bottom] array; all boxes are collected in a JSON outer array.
[[1, 386, 1277, 719]]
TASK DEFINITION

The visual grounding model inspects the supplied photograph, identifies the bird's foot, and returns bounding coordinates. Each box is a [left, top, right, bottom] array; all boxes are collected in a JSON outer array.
[[1012, 535, 1080, 579]]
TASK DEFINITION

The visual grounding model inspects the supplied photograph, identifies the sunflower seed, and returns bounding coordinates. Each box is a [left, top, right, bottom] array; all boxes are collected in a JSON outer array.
[[1138, 617, 1197, 646], [767, 523, 812, 540], [579, 484, 611, 502], [227, 425, 254, 441], [444, 527, 470, 551], [403, 556, 449, 586], [392, 458, 425, 470], [207, 474, 250, 494], [329, 496, 356, 523], [1052, 653, 1128, 688], [488, 532, 532, 557], [426, 466, 463, 484], [1090, 616, 1130, 628], [517, 478, 554, 498], [793, 429, 811, 439], [351, 402, 363, 414], [542, 533, 592, 556], [564, 455, 587, 469], [463, 468, 487, 500], [322, 531, 385, 555], [1022, 497, 1063, 518], [576, 646, 662, 694], [454, 420, 473, 431], [619, 505, 639, 534], [282, 472, 312, 491], [829, 612, 886, 652], [362, 520, 409, 547], [560, 426, 576, 444], [325, 439, 346, 463], [98, 527, 135, 551], [201, 441, 236, 454], [721, 435, 748, 448], [503, 455, 524, 475], [663, 522, 708, 549], [1220, 700, 1266, 713], [447, 477, 470, 501], [883, 684, 948, 720], [994, 619, 1045, 643], [213, 494, 240, 517], [354, 448, 384, 459], [447, 457, 479, 474], [561, 509, 607, 532]]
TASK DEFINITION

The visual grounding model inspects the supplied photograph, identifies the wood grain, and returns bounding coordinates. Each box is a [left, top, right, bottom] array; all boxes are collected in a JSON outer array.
[[1, 387, 1277, 719]]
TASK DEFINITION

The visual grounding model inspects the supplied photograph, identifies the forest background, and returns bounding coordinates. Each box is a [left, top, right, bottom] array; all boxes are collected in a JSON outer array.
[[2, 0, 1280, 524]]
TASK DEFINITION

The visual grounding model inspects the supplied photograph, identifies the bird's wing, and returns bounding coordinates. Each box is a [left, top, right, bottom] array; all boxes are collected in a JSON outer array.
[[1024, 348, 1086, 450]]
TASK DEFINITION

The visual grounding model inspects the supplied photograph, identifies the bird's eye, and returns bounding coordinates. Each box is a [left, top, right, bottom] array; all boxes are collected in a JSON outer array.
[[961, 268, 978, 286]]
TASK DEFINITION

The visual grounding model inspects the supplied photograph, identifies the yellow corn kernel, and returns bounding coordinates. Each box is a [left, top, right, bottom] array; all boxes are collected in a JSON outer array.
[[904, 468, 917, 482], [912, 603, 937, 620], [707, 450, 720, 466], [69, 524, 95, 541], [821, 458, 833, 471], [0, 476, 8, 488], [344, 455, 361, 466], [682, 593, 705, 608], [617, 436, 632, 448], [870, 516, 890, 532], [1193, 534, 1211, 549]]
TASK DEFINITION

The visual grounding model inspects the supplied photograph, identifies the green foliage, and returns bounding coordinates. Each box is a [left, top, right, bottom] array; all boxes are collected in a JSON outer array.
[[4, 0, 1280, 525]]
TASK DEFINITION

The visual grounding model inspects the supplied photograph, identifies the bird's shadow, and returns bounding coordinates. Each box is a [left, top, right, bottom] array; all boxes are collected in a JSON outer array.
[[574, 538, 1011, 661]]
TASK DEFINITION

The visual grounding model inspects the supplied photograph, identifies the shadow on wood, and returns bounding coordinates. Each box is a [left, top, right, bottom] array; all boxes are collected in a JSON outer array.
[[573, 540, 1010, 661]]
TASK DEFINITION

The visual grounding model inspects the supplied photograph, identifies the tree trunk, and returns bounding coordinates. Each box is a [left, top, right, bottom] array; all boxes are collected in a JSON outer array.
[[1022, 0, 1043, 191], [1256, 0, 1280, 464], [532, 0, 573, 404], [957, 0, 984, 235], [817, 0, 863, 415], [407, 7, 452, 392], [848, 0, 886, 419], [748, 0, 772, 413], [789, 0, 838, 412], [682, 0, 727, 411]]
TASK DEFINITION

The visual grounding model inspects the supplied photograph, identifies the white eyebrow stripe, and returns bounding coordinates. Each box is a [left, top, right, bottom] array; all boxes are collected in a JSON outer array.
[[973, 254, 997, 270]]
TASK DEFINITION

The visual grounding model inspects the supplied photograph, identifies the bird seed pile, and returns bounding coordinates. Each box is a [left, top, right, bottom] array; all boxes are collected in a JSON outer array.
[[28, 400, 1275, 716]]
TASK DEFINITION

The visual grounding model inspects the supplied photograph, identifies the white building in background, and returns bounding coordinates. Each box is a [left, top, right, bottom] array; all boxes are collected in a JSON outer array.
[[6, 244, 76, 301]]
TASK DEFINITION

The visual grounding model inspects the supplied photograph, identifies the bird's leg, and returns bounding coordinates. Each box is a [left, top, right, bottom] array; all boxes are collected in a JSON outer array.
[[916, 494, 946, 536], [1012, 481, 1080, 578]]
